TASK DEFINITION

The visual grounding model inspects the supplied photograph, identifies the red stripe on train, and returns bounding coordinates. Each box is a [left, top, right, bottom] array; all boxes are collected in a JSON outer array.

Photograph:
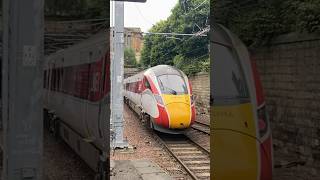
[[260, 137, 272, 180], [146, 76, 159, 95], [250, 58, 264, 106], [156, 105, 169, 128], [191, 105, 196, 124], [44, 53, 110, 102]]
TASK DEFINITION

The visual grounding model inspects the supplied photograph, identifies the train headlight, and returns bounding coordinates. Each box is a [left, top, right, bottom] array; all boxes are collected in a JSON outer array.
[[154, 94, 164, 105]]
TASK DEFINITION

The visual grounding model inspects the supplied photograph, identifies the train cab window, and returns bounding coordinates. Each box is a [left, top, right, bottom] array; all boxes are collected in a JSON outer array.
[[212, 26, 249, 105], [144, 79, 151, 89], [157, 75, 187, 95]]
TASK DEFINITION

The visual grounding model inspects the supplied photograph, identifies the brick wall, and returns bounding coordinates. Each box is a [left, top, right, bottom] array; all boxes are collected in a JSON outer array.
[[252, 33, 320, 179], [189, 72, 210, 118]]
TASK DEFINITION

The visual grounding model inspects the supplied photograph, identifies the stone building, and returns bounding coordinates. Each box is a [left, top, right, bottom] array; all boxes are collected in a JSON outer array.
[[110, 27, 144, 63]]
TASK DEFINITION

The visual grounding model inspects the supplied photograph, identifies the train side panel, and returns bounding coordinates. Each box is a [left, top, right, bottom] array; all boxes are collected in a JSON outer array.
[[44, 32, 110, 151]]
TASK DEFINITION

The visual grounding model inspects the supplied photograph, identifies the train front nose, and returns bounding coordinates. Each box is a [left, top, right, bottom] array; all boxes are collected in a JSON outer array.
[[162, 95, 191, 129], [212, 104, 259, 180], [166, 102, 191, 128]]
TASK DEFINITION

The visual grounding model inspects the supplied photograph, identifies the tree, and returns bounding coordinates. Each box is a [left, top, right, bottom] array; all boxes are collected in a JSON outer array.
[[140, 0, 210, 75], [124, 48, 137, 66], [212, 0, 320, 47]]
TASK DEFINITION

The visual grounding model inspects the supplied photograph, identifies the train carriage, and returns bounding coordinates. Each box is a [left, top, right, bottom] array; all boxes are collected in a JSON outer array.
[[124, 65, 196, 134], [43, 31, 110, 174], [211, 24, 273, 180]]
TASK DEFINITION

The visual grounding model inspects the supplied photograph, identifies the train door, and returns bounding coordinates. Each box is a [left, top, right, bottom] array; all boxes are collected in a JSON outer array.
[[211, 24, 260, 180]]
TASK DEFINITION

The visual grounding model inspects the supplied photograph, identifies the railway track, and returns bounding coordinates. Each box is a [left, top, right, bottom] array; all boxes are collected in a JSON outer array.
[[191, 121, 210, 135], [156, 133, 210, 180]]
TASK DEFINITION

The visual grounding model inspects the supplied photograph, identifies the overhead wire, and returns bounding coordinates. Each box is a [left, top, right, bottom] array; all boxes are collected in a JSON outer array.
[[181, 0, 209, 17], [134, 3, 155, 28], [144, 35, 209, 66], [109, 0, 210, 66], [193, 0, 209, 11], [180, 0, 210, 37]]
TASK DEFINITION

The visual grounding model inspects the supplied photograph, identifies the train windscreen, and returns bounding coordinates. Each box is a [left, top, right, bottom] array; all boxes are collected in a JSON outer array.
[[157, 74, 188, 95], [212, 37, 250, 105]]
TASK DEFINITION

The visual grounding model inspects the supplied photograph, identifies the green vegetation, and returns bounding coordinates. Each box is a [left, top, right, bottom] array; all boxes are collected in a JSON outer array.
[[212, 0, 320, 47], [140, 0, 209, 75], [124, 48, 137, 66]]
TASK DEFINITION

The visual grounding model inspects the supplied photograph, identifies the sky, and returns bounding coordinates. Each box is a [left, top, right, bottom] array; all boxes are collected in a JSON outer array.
[[110, 0, 178, 32]]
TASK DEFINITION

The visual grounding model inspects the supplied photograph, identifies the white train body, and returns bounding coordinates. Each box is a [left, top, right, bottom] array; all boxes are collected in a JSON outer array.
[[124, 65, 196, 134], [43, 32, 110, 171]]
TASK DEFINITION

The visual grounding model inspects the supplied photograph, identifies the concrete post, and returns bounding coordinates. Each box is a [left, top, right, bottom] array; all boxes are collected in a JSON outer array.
[[111, 1, 128, 148], [2, 0, 44, 179]]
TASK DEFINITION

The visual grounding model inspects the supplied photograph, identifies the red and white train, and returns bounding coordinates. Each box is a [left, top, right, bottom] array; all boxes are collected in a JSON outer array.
[[43, 32, 110, 175], [124, 65, 196, 134], [211, 23, 273, 180]]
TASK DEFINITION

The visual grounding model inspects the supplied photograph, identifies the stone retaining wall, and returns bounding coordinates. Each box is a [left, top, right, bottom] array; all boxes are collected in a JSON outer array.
[[189, 72, 210, 118], [252, 32, 320, 178]]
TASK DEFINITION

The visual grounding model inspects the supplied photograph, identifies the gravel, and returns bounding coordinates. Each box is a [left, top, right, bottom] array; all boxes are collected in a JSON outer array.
[[111, 104, 192, 179], [186, 114, 210, 153], [0, 129, 96, 180], [43, 129, 96, 180], [185, 128, 210, 153]]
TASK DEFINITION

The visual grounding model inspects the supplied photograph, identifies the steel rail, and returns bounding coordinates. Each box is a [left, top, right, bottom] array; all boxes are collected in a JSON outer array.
[[154, 133, 210, 180], [186, 136, 210, 155], [194, 120, 210, 127], [191, 122, 210, 135], [155, 135, 200, 180]]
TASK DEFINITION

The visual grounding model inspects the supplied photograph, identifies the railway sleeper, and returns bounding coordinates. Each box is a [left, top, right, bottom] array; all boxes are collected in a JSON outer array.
[[178, 155, 208, 159], [183, 160, 210, 164], [188, 166, 210, 170]]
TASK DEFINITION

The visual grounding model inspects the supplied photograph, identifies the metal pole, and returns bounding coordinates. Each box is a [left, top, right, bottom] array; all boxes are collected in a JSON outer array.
[[111, 1, 128, 148], [2, 0, 44, 179]]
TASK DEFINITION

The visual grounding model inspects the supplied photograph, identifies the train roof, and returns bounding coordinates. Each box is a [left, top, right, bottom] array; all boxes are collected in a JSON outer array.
[[47, 31, 108, 57], [148, 65, 185, 77], [44, 30, 109, 69], [124, 65, 186, 83]]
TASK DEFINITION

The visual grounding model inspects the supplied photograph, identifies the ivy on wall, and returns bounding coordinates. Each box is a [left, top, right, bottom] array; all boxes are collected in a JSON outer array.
[[212, 0, 320, 47]]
